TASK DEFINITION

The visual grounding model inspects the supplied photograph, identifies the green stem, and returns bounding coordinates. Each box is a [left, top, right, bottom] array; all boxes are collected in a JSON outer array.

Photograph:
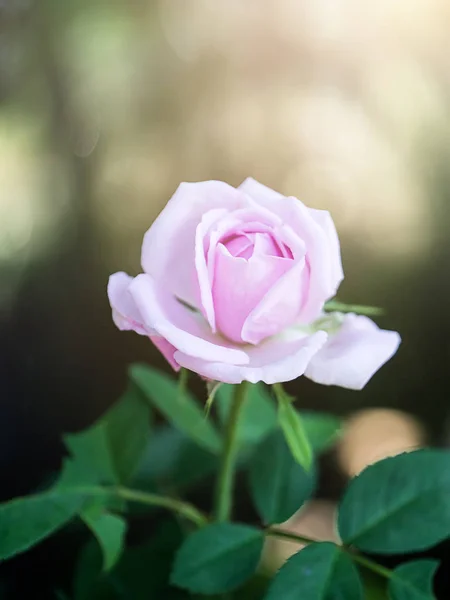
[[113, 486, 208, 527], [349, 552, 393, 579], [178, 368, 189, 398], [266, 527, 319, 547], [63, 485, 208, 528], [214, 381, 249, 521], [271, 382, 284, 396], [266, 527, 393, 581]]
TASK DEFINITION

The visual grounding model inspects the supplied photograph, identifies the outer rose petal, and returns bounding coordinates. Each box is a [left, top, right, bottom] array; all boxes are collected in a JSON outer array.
[[108, 273, 180, 368], [150, 336, 180, 371], [174, 330, 328, 385], [141, 181, 250, 309], [304, 314, 401, 390], [239, 178, 343, 321], [129, 274, 249, 365], [308, 208, 344, 290], [108, 272, 149, 335], [239, 177, 285, 203]]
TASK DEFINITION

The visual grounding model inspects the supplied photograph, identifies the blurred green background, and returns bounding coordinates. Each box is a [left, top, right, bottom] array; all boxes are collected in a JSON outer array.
[[1, 0, 450, 595]]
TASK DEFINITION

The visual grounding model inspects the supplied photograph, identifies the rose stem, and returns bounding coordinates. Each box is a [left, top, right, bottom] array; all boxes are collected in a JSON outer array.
[[266, 527, 393, 580], [214, 381, 249, 522]]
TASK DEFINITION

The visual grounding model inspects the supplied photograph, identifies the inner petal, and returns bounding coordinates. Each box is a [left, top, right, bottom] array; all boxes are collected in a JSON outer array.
[[223, 233, 254, 259], [212, 244, 295, 344], [252, 232, 285, 258], [222, 229, 291, 261]]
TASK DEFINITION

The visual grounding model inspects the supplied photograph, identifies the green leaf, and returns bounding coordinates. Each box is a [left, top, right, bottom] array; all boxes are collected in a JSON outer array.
[[74, 518, 189, 600], [56, 457, 100, 489], [115, 519, 188, 600], [132, 426, 218, 493], [81, 507, 127, 572], [64, 425, 116, 485], [389, 560, 438, 600], [248, 430, 316, 524], [300, 412, 343, 453], [338, 449, 450, 553], [170, 523, 264, 594], [362, 571, 388, 600], [130, 364, 221, 454], [56, 459, 124, 515], [275, 386, 313, 471], [101, 384, 151, 483], [63, 384, 150, 485], [324, 300, 384, 316], [265, 542, 364, 600], [217, 383, 277, 448], [72, 539, 118, 600], [0, 489, 86, 560]]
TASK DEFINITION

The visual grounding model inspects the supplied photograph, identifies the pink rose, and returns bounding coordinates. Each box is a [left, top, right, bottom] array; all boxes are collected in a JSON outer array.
[[108, 179, 400, 388]]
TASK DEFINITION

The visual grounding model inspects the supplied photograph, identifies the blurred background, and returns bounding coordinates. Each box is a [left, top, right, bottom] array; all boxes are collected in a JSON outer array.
[[1, 0, 450, 596]]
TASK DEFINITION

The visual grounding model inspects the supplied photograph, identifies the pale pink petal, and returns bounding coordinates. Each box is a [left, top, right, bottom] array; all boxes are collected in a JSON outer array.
[[107, 272, 149, 335], [129, 274, 249, 365], [241, 259, 306, 344], [203, 202, 307, 344], [174, 330, 328, 385], [251, 232, 283, 258], [204, 204, 284, 267], [308, 208, 344, 291], [212, 244, 294, 343], [239, 177, 285, 203], [109, 273, 182, 370], [225, 234, 254, 258], [239, 178, 343, 320], [227, 205, 283, 229], [304, 314, 401, 390], [205, 214, 244, 289], [150, 336, 180, 371], [195, 204, 295, 334], [195, 208, 228, 331], [141, 181, 250, 308], [204, 206, 284, 286], [280, 198, 339, 321]]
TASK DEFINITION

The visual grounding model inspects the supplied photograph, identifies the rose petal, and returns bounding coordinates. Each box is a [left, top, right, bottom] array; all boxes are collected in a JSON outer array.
[[150, 336, 180, 371], [107, 272, 149, 335], [109, 273, 182, 370], [212, 244, 294, 343], [141, 181, 250, 308], [225, 234, 253, 258], [195, 202, 306, 338], [308, 208, 344, 292], [304, 314, 401, 390], [174, 330, 327, 385], [129, 273, 249, 365], [195, 204, 292, 333], [239, 177, 285, 203], [205, 214, 244, 290], [241, 259, 306, 344], [239, 178, 343, 320], [195, 208, 229, 331], [251, 232, 284, 258]]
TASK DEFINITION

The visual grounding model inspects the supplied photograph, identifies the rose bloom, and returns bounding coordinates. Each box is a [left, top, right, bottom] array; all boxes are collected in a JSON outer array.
[[108, 179, 400, 388]]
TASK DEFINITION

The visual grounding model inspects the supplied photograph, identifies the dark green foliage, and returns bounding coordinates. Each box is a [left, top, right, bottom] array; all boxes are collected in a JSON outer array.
[[338, 449, 450, 553], [265, 542, 364, 600], [248, 430, 316, 524]]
